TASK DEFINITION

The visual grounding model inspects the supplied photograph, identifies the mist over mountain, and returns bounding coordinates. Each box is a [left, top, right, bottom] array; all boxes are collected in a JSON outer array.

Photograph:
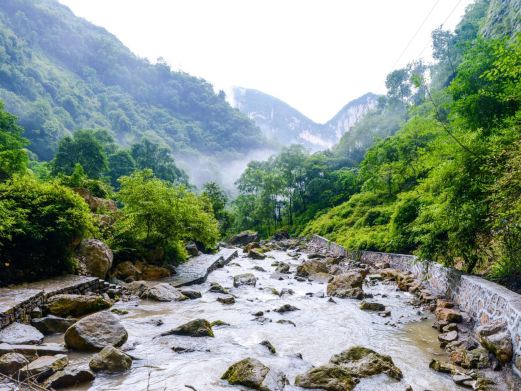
[[0, 0, 272, 186], [231, 87, 378, 151]]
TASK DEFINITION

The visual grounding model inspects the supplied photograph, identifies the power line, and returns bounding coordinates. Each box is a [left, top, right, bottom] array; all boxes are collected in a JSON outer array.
[[391, 0, 442, 70], [417, 0, 465, 60]]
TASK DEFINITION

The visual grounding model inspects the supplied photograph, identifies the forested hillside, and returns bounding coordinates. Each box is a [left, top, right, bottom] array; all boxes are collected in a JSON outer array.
[[0, 0, 266, 167], [233, 0, 521, 286]]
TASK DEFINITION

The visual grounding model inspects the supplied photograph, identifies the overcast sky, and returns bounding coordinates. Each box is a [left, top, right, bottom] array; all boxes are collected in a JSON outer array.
[[59, 0, 473, 123]]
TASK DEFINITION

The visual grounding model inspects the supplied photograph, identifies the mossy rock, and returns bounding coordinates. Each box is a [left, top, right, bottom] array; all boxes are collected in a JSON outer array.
[[47, 294, 111, 317], [161, 319, 214, 337], [295, 364, 358, 391], [330, 346, 402, 380], [222, 358, 269, 389]]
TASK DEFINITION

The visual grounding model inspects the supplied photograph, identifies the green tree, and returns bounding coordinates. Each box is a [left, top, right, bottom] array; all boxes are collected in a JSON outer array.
[[131, 138, 188, 184], [0, 174, 95, 283], [0, 102, 28, 181], [52, 130, 108, 179], [107, 150, 136, 187], [114, 170, 218, 262]]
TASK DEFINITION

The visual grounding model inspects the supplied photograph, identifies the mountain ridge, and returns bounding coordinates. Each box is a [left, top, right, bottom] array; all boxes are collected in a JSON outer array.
[[231, 87, 378, 151]]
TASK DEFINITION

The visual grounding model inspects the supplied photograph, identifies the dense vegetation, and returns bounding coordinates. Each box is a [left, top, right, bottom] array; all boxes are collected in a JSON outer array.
[[0, 0, 267, 168], [233, 0, 521, 284], [0, 104, 219, 284]]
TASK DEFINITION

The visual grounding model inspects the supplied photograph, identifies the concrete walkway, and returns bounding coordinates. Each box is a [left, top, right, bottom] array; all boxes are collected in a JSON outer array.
[[0, 275, 103, 328], [170, 248, 238, 287]]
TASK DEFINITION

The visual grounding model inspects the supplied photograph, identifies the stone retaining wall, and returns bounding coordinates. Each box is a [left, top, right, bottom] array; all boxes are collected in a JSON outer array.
[[0, 275, 107, 329], [310, 234, 521, 375]]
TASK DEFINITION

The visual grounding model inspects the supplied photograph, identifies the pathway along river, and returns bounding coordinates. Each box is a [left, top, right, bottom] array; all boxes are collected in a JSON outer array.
[[53, 248, 463, 390]]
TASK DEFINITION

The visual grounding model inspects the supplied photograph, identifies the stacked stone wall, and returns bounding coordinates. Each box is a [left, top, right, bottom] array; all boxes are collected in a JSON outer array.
[[310, 234, 521, 375]]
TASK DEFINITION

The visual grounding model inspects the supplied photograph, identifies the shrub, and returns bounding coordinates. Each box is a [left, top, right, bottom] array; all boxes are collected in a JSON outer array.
[[0, 175, 95, 284], [113, 170, 219, 263]]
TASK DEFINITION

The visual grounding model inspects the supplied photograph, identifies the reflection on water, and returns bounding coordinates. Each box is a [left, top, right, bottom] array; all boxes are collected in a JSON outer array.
[[53, 250, 461, 390]]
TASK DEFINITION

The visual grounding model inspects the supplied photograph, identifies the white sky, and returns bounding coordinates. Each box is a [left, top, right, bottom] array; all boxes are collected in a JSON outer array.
[[59, 0, 474, 123]]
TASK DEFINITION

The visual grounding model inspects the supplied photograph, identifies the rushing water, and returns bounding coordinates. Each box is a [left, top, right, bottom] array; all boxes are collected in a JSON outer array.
[[52, 249, 463, 390]]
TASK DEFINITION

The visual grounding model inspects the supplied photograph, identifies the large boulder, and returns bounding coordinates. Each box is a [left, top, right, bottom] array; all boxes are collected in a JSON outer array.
[[64, 311, 128, 351], [295, 364, 358, 391], [18, 354, 69, 382], [111, 261, 141, 281], [32, 315, 77, 335], [233, 273, 257, 287], [359, 301, 385, 312], [229, 231, 259, 246], [76, 239, 113, 279], [0, 322, 44, 345], [185, 242, 201, 257], [137, 261, 171, 280], [435, 308, 463, 323], [221, 357, 287, 391], [296, 260, 329, 278], [161, 319, 214, 338], [47, 294, 112, 317], [0, 352, 28, 375], [74, 188, 117, 213], [330, 346, 403, 380], [89, 345, 132, 373], [327, 272, 365, 299], [140, 283, 188, 302], [248, 249, 266, 260], [43, 365, 95, 389], [476, 321, 513, 364]]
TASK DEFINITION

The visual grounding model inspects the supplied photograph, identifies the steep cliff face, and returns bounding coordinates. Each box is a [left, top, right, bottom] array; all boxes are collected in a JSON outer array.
[[324, 93, 379, 141], [480, 0, 520, 38], [232, 87, 379, 151]]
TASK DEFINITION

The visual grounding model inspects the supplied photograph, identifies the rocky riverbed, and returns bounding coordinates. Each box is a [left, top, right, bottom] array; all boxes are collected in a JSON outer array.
[[0, 237, 519, 390]]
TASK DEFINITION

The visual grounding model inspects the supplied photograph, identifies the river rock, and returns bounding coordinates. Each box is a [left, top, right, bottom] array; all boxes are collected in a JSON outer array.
[[19, 354, 69, 381], [330, 346, 403, 380], [244, 242, 261, 252], [185, 241, 200, 257], [435, 307, 463, 323], [221, 357, 287, 391], [438, 331, 458, 346], [327, 272, 365, 299], [180, 289, 202, 299], [274, 304, 299, 313], [229, 231, 259, 246], [233, 273, 257, 287], [208, 282, 229, 294], [139, 263, 171, 280], [76, 239, 113, 278], [260, 340, 276, 354], [217, 295, 235, 305], [476, 321, 513, 364], [161, 319, 214, 337], [47, 294, 112, 317], [359, 301, 385, 311], [32, 315, 77, 335], [248, 249, 266, 260], [0, 352, 28, 375], [64, 311, 128, 351], [295, 364, 359, 391], [89, 345, 132, 373], [74, 188, 117, 213], [275, 262, 290, 273], [140, 283, 188, 302], [429, 359, 458, 374], [0, 322, 44, 345], [296, 260, 329, 278], [112, 261, 141, 281], [43, 365, 95, 389]]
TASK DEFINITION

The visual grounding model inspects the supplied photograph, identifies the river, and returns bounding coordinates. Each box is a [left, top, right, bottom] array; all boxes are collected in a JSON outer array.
[[51, 248, 461, 390]]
